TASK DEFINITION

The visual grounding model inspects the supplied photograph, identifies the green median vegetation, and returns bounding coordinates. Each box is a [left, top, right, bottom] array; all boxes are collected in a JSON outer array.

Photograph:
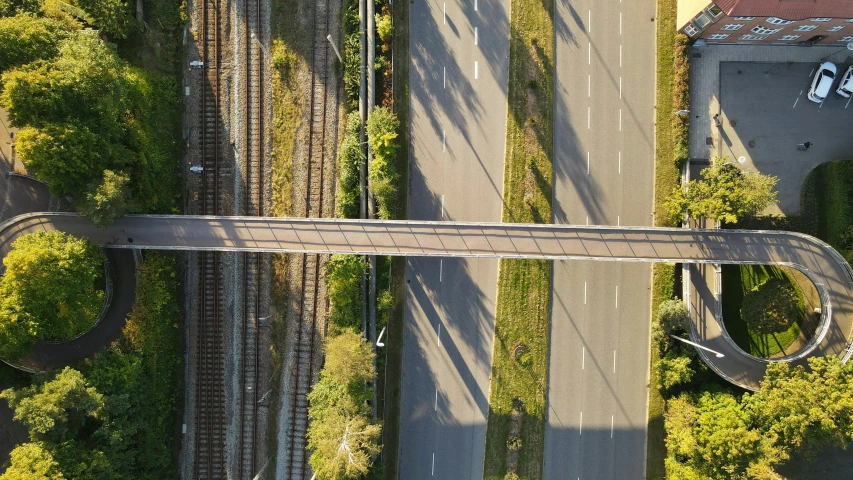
[[0, 253, 184, 478], [483, 0, 554, 475]]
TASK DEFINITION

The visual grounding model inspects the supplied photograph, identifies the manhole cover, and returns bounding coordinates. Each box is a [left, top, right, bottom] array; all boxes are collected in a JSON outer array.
[[706, 137, 713, 145], [748, 140, 756, 148], [738, 156, 747, 164]]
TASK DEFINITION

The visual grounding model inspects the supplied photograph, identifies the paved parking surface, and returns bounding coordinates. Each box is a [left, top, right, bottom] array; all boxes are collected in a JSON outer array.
[[718, 61, 853, 214]]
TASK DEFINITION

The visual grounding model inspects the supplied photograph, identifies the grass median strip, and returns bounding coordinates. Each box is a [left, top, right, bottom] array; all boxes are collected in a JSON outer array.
[[482, 0, 554, 476], [647, 0, 681, 478]]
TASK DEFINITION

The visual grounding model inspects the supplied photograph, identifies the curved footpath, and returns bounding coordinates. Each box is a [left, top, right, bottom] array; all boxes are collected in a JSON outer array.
[[3, 213, 853, 387]]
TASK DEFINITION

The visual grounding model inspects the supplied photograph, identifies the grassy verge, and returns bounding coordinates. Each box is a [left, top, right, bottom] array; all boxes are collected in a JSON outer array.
[[647, 0, 681, 478], [720, 265, 806, 357], [380, 0, 409, 476], [482, 0, 554, 476], [809, 160, 853, 257]]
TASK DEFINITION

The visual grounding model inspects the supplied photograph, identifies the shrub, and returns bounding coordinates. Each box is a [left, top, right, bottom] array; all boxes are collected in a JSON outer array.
[[366, 106, 400, 219], [375, 13, 392, 43], [656, 352, 695, 391], [657, 299, 690, 335], [326, 254, 366, 331], [506, 435, 522, 451], [336, 112, 363, 219], [671, 34, 689, 168]]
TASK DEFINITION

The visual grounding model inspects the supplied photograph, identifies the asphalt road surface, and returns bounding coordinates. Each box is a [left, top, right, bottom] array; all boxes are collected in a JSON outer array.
[[400, 0, 509, 475], [546, 0, 656, 478]]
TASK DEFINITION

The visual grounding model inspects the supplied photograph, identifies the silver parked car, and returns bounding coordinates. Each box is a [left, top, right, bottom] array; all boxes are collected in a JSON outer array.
[[808, 61, 837, 103], [836, 66, 853, 98]]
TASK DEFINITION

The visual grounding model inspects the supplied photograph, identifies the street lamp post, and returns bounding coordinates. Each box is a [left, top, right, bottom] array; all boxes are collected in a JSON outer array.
[[670, 335, 725, 358]]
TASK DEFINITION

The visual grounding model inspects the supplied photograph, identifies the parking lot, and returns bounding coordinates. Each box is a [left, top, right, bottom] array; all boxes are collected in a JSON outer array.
[[717, 60, 853, 214]]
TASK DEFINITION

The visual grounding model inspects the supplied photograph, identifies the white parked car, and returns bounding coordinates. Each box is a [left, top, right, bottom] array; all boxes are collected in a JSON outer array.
[[836, 66, 853, 98], [808, 62, 837, 103]]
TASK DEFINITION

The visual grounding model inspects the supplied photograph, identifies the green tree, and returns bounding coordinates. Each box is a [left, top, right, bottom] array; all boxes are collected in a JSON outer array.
[[366, 106, 400, 219], [664, 157, 778, 224], [749, 357, 853, 460], [308, 406, 382, 480], [0, 0, 39, 17], [336, 112, 364, 219], [657, 298, 690, 334], [0, 442, 65, 480], [1, 367, 104, 443], [0, 15, 72, 73], [76, 169, 135, 227], [741, 278, 799, 335], [326, 254, 365, 331], [16, 123, 134, 198], [656, 352, 695, 391], [323, 329, 375, 389], [0, 231, 104, 359], [76, 0, 132, 38]]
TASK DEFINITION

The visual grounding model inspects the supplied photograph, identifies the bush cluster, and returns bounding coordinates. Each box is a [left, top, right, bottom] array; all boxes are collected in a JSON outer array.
[[366, 106, 401, 219], [671, 34, 689, 168], [336, 112, 364, 219], [0, 253, 183, 479]]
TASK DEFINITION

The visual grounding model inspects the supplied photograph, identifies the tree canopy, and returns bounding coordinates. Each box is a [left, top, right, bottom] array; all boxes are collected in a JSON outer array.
[[0, 232, 104, 360], [0, 14, 71, 73], [665, 357, 853, 478], [307, 330, 381, 479], [664, 157, 778, 224], [75, 169, 135, 228], [326, 254, 365, 332], [741, 277, 800, 336], [657, 299, 690, 335]]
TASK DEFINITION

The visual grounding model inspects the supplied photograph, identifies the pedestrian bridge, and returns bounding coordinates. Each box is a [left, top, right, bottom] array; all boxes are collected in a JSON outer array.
[[4, 213, 852, 388]]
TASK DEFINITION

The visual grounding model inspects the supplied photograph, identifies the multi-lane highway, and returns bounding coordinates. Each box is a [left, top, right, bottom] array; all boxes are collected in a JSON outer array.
[[546, 0, 656, 477], [400, 0, 509, 476]]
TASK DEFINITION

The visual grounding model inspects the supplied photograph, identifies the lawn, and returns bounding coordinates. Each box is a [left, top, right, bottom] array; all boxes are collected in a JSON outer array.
[[720, 265, 806, 358], [482, 0, 554, 474], [810, 160, 853, 258]]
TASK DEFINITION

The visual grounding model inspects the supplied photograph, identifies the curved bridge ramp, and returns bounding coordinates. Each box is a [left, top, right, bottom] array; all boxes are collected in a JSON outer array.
[[4, 213, 852, 389]]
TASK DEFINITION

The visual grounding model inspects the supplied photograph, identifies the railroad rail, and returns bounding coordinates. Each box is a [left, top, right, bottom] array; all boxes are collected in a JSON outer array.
[[284, 0, 333, 476], [194, 0, 226, 477], [238, 0, 264, 475]]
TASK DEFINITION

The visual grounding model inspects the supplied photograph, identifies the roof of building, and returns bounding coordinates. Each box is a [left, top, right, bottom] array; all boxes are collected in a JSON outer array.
[[678, 0, 714, 30], [716, 0, 853, 20]]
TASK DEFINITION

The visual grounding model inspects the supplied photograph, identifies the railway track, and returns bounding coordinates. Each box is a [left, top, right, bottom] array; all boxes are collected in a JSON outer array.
[[238, 0, 264, 475], [284, 0, 333, 476], [195, 0, 226, 477]]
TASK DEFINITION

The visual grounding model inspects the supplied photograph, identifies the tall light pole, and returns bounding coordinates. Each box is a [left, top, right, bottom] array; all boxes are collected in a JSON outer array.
[[670, 335, 725, 358]]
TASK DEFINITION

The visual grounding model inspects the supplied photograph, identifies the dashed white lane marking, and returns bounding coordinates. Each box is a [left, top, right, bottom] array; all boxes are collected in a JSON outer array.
[[588, 107, 591, 129], [442, 130, 446, 152], [475, 27, 478, 45], [435, 389, 438, 410], [847, 95, 852, 109], [474, 0, 477, 11], [582, 346, 585, 369], [439, 258, 443, 282], [443, 2, 446, 24], [474, 61, 478, 79], [618, 151, 621, 174], [579, 411, 583, 435], [793, 91, 800, 108], [440, 194, 445, 217], [615, 285, 619, 308], [443, 66, 446, 89], [584, 281, 587, 304], [432, 453, 435, 476], [588, 9, 591, 32], [587, 152, 590, 174], [613, 350, 617, 373], [611, 415, 615, 438], [808, 67, 815, 77], [437, 323, 442, 346], [617, 215, 620, 226], [619, 12, 622, 35], [586, 216, 589, 225]]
